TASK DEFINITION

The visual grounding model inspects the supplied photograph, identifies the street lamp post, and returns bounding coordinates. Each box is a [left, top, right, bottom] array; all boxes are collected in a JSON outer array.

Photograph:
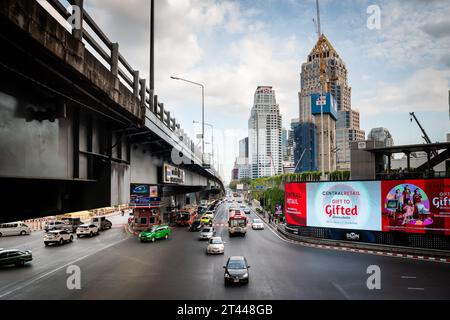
[[171, 76, 205, 165], [194, 121, 214, 169]]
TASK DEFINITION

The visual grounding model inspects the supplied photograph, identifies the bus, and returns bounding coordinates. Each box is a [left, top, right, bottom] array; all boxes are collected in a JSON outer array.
[[228, 209, 248, 236]]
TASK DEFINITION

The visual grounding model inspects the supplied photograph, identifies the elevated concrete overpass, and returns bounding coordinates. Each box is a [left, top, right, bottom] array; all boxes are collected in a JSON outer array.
[[0, 0, 224, 223]]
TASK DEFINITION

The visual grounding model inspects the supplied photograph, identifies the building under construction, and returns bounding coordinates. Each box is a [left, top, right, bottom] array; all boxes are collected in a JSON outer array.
[[296, 3, 364, 174]]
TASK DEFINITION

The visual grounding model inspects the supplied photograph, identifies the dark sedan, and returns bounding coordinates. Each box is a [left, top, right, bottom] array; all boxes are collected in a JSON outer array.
[[189, 220, 202, 232], [223, 256, 250, 285], [0, 249, 33, 267]]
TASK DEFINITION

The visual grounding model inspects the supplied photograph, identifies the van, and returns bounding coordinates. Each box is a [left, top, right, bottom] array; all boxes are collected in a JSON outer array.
[[44, 220, 69, 232], [0, 222, 31, 237]]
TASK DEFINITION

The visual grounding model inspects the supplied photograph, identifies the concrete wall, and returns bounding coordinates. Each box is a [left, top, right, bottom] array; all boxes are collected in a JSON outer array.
[[111, 162, 130, 206], [0, 91, 73, 179], [350, 140, 384, 180], [130, 147, 161, 184]]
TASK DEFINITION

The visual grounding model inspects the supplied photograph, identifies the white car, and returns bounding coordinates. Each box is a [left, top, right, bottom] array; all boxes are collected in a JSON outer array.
[[199, 227, 215, 240], [206, 237, 225, 254], [76, 224, 99, 238], [0, 222, 31, 237], [252, 219, 264, 230], [44, 230, 73, 246]]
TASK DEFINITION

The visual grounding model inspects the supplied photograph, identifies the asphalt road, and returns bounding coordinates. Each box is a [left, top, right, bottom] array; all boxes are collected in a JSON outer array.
[[0, 204, 449, 300]]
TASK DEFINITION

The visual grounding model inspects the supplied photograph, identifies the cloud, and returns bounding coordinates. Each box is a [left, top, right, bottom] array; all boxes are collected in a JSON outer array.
[[357, 68, 450, 116], [358, 0, 450, 67], [422, 20, 450, 39]]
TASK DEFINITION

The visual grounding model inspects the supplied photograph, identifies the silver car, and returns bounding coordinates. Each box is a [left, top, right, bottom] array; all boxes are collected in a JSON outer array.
[[199, 227, 215, 240], [206, 237, 225, 254], [252, 219, 264, 230]]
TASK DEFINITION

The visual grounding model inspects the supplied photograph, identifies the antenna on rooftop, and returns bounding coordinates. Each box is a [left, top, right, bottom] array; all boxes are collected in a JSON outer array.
[[316, 0, 321, 38]]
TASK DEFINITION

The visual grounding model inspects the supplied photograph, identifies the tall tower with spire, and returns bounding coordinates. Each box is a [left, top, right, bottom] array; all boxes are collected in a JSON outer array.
[[296, 33, 365, 173]]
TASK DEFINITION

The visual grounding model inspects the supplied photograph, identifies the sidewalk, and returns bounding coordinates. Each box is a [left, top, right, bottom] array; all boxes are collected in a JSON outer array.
[[250, 204, 284, 229], [24, 210, 124, 232]]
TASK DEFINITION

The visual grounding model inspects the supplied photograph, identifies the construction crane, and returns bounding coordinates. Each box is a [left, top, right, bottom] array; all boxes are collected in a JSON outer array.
[[409, 112, 438, 157]]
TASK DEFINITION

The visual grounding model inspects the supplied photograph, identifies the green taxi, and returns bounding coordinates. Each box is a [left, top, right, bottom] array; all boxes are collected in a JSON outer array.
[[139, 225, 171, 243]]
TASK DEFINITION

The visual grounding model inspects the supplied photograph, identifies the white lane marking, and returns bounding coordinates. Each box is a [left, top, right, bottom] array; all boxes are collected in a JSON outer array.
[[250, 209, 293, 244], [0, 236, 129, 299], [331, 282, 351, 300], [401, 276, 417, 279], [408, 287, 425, 291]]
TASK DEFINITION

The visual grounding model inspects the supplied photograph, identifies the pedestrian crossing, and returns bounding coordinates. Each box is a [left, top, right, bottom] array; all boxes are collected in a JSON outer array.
[[212, 223, 252, 227]]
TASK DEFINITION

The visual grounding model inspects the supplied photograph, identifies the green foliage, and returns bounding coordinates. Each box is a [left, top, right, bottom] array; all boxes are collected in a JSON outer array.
[[249, 170, 350, 212]]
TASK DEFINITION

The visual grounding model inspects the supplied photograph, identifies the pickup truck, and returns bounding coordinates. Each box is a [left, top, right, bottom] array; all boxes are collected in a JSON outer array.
[[91, 216, 112, 231]]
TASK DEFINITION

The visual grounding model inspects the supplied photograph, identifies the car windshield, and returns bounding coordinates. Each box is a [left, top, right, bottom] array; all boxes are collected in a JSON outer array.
[[145, 227, 157, 232], [202, 228, 211, 233], [228, 260, 246, 269], [253, 219, 261, 223], [210, 238, 222, 244]]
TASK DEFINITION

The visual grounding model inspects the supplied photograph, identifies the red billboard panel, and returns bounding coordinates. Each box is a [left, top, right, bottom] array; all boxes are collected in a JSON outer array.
[[381, 179, 450, 235], [284, 183, 307, 226]]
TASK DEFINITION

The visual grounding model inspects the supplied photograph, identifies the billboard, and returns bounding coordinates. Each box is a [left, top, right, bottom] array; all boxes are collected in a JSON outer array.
[[284, 179, 450, 235], [130, 184, 161, 206], [310, 93, 338, 120], [307, 181, 381, 231], [381, 179, 450, 235], [285, 183, 307, 226], [163, 164, 185, 184]]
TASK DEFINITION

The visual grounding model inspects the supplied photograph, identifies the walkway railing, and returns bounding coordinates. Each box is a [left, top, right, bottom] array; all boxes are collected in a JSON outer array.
[[41, 0, 203, 163]]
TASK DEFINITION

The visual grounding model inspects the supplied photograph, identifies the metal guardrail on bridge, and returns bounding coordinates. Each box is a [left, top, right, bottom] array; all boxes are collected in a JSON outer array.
[[41, 0, 204, 165]]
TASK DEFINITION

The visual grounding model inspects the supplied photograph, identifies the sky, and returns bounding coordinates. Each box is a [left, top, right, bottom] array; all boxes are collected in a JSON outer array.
[[40, 0, 450, 183]]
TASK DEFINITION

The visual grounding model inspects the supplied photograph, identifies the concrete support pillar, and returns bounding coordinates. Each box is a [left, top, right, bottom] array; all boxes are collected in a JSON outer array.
[[111, 43, 119, 89], [139, 79, 146, 106], [153, 95, 158, 114], [387, 153, 391, 174], [133, 71, 139, 97], [72, 0, 84, 40], [159, 103, 164, 121], [165, 111, 170, 127], [406, 152, 411, 172]]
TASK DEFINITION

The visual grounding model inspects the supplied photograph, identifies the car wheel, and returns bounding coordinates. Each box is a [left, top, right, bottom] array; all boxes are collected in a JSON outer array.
[[90, 232, 93, 237], [44, 242, 49, 246], [151, 237, 155, 243], [0, 232, 2, 237], [15, 260, 24, 267], [59, 238, 64, 245], [164, 234, 168, 239], [69, 236, 73, 243], [224, 279, 228, 286], [77, 235, 80, 238], [20, 231, 26, 236]]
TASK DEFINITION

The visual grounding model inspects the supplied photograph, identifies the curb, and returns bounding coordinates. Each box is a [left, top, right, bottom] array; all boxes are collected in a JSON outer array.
[[251, 206, 450, 264]]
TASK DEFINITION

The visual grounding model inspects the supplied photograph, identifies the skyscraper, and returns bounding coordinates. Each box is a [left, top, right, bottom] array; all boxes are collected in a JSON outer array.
[[248, 86, 282, 178], [239, 137, 249, 158], [298, 34, 364, 172]]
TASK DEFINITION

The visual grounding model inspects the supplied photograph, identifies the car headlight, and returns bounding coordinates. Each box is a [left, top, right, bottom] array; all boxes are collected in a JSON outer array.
[[225, 273, 231, 278], [243, 273, 249, 278]]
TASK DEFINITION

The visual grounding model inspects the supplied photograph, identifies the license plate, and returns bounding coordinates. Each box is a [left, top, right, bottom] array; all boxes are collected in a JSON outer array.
[[233, 279, 239, 283]]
